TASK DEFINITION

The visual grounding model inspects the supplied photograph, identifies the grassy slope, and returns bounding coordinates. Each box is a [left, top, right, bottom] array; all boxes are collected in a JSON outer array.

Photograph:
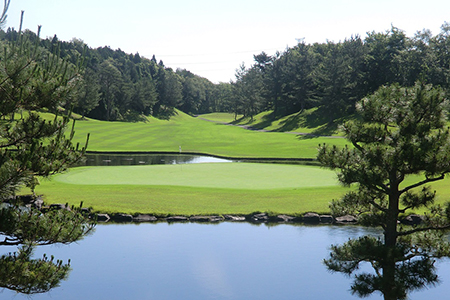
[[200, 109, 346, 136], [70, 110, 348, 159], [24, 109, 350, 214], [31, 109, 450, 216]]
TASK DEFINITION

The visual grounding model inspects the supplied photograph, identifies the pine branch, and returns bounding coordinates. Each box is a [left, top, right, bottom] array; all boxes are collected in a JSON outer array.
[[399, 174, 445, 195], [397, 224, 450, 237]]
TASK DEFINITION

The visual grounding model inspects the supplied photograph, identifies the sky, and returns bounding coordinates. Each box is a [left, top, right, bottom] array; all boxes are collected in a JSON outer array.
[[6, 0, 450, 83]]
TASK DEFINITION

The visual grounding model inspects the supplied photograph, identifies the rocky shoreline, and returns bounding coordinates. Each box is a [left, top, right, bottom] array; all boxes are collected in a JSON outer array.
[[95, 211, 351, 224], [14, 195, 425, 226], [94, 211, 425, 226]]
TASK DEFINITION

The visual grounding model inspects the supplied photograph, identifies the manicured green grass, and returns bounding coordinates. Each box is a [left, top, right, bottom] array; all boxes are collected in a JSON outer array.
[[35, 162, 450, 216], [18, 110, 352, 215], [55, 163, 339, 189], [211, 108, 346, 136], [29, 110, 450, 217], [198, 112, 242, 123], [70, 110, 347, 159], [35, 163, 348, 215]]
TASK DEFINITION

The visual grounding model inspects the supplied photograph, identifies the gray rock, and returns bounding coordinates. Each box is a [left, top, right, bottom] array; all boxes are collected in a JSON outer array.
[[275, 215, 297, 222], [319, 215, 334, 223], [251, 213, 269, 222], [133, 214, 158, 222], [96, 213, 110, 222], [32, 197, 44, 210], [111, 213, 133, 222], [80, 207, 91, 214], [190, 215, 223, 223], [166, 216, 189, 222], [335, 215, 358, 224], [401, 214, 424, 225], [50, 203, 71, 211], [209, 216, 224, 222], [303, 212, 320, 223], [223, 215, 246, 221]]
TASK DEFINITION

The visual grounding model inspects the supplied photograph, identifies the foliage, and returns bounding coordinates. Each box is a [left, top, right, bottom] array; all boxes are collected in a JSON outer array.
[[233, 24, 450, 125], [6, 20, 450, 126], [0, 245, 70, 294], [0, 203, 93, 246], [0, 6, 94, 295], [318, 82, 450, 300]]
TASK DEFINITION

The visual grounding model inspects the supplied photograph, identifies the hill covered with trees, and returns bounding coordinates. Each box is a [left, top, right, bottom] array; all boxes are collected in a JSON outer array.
[[234, 23, 450, 123], [4, 22, 450, 125], [0, 28, 234, 121]]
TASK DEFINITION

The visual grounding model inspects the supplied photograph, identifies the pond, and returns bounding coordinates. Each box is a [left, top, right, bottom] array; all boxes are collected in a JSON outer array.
[[81, 153, 234, 166], [2, 223, 450, 300]]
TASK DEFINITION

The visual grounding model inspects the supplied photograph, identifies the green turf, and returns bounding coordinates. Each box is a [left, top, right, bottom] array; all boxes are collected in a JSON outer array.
[[207, 108, 346, 136], [69, 110, 347, 159], [197, 112, 242, 123], [35, 163, 347, 215], [28, 110, 450, 216], [34, 162, 450, 216], [54, 163, 339, 189]]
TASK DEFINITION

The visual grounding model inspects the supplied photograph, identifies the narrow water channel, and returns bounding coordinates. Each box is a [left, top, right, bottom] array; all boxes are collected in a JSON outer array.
[[81, 153, 233, 166]]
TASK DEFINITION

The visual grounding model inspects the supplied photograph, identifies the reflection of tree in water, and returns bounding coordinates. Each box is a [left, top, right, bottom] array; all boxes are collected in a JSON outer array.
[[325, 233, 448, 299], [0, 204, 95, 294], [0, 246, 71, 294], [318, 83, 450, 300]]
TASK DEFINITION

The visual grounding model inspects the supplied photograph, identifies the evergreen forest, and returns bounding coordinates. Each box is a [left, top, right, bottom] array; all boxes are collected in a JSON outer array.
[[4, 23, 450, 124]]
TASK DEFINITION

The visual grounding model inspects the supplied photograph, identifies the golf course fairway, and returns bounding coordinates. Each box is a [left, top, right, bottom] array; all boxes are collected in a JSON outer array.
[[35, 163, 350, 215]]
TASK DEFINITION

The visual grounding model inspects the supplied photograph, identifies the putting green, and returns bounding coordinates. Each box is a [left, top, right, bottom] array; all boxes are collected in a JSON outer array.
[[54, 163, 339, 190]]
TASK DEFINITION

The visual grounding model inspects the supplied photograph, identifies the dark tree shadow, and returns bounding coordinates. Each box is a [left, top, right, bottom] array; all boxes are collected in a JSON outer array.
[[229, 113, 274, 129], [274, 107, 345, 136]]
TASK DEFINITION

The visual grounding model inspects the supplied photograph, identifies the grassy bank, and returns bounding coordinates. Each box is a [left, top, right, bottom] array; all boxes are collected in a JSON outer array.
[[34, 162, 450, 216], [201, 109, 347, 136], [29, 110, 352, 215], [35, 163, 349, 215], [29, 110, 450, 217], [68, 110, 347, 159]]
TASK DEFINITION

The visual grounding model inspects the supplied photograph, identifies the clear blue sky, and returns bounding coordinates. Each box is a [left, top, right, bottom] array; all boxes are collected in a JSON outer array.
[[6, 0, 450, 83]]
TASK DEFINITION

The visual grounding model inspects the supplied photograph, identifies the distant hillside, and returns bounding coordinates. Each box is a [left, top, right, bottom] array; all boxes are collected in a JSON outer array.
[[6, 23, 450, 127], [0, 28, 234, 122]]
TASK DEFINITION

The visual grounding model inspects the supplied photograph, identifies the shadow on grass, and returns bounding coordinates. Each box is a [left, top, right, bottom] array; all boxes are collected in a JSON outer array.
[[226, 108, 347, 137], [274, 107, 339, 136], [295, 107, 346, 139], [230, 113, 274, 130], [250, 113, 275, 130]]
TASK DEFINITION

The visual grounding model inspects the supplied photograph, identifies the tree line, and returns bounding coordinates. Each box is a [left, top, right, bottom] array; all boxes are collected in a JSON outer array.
[[233, 23, 450, 122], [0, 28, 235, 121], [4, 22, 450, 124]]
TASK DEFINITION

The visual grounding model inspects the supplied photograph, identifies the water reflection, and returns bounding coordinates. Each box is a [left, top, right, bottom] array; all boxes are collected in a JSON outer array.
[[2, 223, 449, 300], [0, 246, 71, 294], [81, 153, 233, 166], [324, 229, 450, 300]]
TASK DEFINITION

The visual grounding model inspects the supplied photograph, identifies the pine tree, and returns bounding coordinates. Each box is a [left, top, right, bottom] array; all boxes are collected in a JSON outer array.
[[318, 82, 450, 300], [0, 5, 94, 294]]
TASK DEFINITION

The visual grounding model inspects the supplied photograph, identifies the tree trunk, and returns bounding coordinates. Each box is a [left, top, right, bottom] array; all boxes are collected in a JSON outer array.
[[383, 174, 401, 300], [382, 259, 397, 300]]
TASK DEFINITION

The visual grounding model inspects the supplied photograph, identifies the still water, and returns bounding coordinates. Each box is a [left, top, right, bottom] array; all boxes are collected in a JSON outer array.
[[2, 223, 450, 300], [82, 153, 233, 166]]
